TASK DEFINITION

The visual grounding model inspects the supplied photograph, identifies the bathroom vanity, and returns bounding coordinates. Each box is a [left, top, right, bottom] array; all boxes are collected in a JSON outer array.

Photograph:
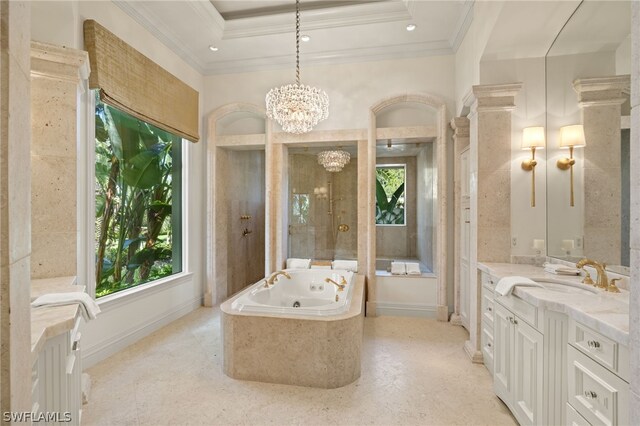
[[31, 277, 85, 425], [478, 263, 630, 426]]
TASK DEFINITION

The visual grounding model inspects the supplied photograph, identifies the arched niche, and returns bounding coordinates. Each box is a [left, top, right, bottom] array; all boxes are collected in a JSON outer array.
[[367, 94, 449, 320], [205, 103, 271, 306]]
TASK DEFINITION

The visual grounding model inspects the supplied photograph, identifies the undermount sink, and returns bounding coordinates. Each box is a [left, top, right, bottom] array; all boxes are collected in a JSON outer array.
[[533, 280, 598, 295]]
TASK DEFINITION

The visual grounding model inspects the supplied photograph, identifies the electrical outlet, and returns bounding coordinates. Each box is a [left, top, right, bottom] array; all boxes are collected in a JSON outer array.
[[576, 237, 583, 248], [512, 237, 517, 247]]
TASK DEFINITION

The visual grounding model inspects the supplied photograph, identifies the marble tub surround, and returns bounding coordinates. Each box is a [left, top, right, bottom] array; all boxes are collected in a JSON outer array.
[[30, 42, 89, 279], [478, 262, 629, 345], [221, 275, 364, 388], [31, 276, 84, 360]]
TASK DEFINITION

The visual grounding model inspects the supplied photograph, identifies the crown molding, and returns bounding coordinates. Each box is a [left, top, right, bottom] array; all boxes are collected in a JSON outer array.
[[113, 0, 220, 74], [449, 0, 474, 52], [203, 40, 453, 75], [222, 1, 413, 39]]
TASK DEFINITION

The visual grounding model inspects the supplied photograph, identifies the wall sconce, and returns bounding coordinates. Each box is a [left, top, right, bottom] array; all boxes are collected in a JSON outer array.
[[521, 127, 545, 207], [557, 125, 586, 207]]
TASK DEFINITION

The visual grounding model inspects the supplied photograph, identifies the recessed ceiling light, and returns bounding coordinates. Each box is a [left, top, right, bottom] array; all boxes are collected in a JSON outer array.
[[406, 24, 417, 32], [209, 45, 219, 52], [301, 35, 311, 42]]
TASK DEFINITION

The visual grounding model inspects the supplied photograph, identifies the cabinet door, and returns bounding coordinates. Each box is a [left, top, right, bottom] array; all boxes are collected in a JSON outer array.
[[493, 303, 512, 404], [512, 317, 544, 426], [459, 207, 470, 329]]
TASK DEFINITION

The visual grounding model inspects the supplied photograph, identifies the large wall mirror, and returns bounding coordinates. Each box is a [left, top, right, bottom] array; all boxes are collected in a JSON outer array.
[[546, 1, 631, 274]]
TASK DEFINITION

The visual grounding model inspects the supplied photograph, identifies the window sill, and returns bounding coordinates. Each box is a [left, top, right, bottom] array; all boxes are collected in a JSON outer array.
[[96, 272, 194, 312]]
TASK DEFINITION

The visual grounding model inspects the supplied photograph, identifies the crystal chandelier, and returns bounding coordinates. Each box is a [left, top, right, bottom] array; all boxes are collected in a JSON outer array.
[[318, 149, 350, 172], [265, 0, 329, 134]]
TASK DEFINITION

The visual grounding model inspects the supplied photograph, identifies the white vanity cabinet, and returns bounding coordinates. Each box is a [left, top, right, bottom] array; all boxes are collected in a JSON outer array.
[[479, 271, 495, 374], [566, 319, 629, 426], [32, 315, 83, 425], [493, 300, 544, 426]]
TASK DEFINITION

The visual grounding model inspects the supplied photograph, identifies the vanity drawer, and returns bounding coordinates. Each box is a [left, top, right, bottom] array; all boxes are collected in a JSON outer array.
[[567, 346, 629, 426], [495, 294, 538, 330], [481, 287, 494, 326], [481, 323, 494, 374], [566, 403, 591, 426], [480, 272, 495, 291], [568, 318, 629, 382]]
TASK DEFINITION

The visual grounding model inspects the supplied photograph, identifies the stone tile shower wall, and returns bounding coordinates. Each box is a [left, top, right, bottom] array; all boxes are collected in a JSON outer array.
[[288, 153, 358, 261], [375, 156, 418, 260]]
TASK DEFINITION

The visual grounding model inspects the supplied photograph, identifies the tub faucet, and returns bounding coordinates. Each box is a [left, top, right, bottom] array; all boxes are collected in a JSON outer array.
[[264, 270, 291, 288], [576, 258, 608, 289], [325, 276, 347, 292]]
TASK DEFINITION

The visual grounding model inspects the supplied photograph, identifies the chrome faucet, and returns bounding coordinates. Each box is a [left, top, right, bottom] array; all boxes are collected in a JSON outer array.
[[576, 258, 608, 289], [325, 276, 347, 292], [263, 270, 291, 288]]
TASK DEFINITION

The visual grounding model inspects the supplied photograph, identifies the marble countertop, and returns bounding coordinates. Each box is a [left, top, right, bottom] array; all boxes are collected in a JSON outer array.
[[478, 263, 629, 346], [31, 276, 83, 361]]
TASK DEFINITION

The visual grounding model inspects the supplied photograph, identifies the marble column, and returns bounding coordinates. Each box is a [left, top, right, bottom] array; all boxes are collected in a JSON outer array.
[[629, 2, 639, 424], [0, 0, 32, 414], [464, 83, 522, 363], [450, 117, 470, 327], [573, 75, 630, 266]]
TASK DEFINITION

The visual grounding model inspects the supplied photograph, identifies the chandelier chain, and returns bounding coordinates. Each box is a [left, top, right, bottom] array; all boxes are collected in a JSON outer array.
[[296, 0, 300, 85]]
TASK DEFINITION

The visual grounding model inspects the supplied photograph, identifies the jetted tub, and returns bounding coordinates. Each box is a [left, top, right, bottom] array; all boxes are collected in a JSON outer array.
[[231, 269, 355, 316], [221, 269, 364, 388]]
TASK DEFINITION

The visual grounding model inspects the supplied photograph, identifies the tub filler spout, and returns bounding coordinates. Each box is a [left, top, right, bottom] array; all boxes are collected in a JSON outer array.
[[263, 270, 292, 288], [325, 276, 346, 291]]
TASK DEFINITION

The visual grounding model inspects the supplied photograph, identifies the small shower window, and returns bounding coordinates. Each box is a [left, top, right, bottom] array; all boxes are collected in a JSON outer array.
[[375, 165, 406, 226]]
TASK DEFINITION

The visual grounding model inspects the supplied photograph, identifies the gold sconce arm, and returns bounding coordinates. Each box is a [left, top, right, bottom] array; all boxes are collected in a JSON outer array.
[[557, 125, 586, 208], [557, 146, 576, 207], [521, 127, 545, 208], [521, 146, 538, 207]]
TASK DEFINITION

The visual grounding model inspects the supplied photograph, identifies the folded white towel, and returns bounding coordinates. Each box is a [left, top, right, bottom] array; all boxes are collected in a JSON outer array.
[[332, 260, 358, 272], [495, 276, 544, 296], [31, 292, 101, 321], [406, 262, 421, 275], [391, 262, 406, 275], [543, 263, 580, 275], [286, 258, 311, 269]]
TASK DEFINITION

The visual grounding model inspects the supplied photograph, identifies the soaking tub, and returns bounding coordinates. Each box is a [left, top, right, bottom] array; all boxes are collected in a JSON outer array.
[[231, 269, 355, 316], [221, 269, 365, 388]]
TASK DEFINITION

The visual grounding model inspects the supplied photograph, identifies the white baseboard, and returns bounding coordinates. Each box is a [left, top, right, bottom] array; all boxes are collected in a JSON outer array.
[[82, 296, 202, 368], [375, 302, 437, 318]]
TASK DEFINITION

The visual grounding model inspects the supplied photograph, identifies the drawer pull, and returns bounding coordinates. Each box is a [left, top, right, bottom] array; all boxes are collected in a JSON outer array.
[[508, 316, 518, 325], [487, 342, 492, 348], [583, 390, 598, 399], [587, 340, 601, 349], [487, 307, 492, 312]]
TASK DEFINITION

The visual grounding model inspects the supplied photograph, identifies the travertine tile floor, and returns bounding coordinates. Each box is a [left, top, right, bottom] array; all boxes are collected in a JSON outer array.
[[84, 308, 516, 426]]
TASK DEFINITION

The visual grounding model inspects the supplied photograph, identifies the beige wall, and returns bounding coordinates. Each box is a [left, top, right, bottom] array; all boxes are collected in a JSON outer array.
[[375, 156, 417, 260], [222, 149, 266, 295], [288, 153, 358, 260]]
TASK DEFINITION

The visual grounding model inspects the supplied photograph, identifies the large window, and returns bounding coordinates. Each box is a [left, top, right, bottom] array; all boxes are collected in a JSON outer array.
[[94, 95, 182, 298], [375, 165, 406, 225]]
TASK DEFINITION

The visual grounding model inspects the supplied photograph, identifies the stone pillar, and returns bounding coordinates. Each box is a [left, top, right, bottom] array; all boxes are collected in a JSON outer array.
[[629, 2, 639, 424], [0, 0, 32, 414], [573, 76, 630, 266], [30, 42, 90, 280], [464, 83, 522, 363], [450, 117, 470, 327]]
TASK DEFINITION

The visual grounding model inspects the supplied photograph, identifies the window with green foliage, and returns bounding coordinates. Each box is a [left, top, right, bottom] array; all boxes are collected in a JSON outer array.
[[94, 94, 182, 298], [375, 165, 406, 225]]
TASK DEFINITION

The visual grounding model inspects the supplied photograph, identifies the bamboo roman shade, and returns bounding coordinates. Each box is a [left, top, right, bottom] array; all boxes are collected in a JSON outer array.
[[84, 20, 199, 142]]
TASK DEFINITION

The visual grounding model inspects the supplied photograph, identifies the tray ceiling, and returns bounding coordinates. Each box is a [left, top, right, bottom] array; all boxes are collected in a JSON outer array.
[[113, 0, 474, 75]]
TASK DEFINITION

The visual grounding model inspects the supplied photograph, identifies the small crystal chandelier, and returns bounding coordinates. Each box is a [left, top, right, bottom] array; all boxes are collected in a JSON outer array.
[[318, 149, 350, 172], [265, 0, 329, 134]]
